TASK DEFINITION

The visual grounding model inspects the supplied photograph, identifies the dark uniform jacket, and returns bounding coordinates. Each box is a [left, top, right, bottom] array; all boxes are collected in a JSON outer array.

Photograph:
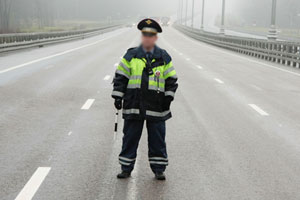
[[112, 45, 178, 121]]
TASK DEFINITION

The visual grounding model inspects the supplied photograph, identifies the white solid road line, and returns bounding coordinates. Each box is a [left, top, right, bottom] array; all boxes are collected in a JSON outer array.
[[15, 167, 51, 200], [248, 104, 269, 116], [214, 78, 224, 84], [114, 63, 119, 67], [81, 99, 95, 110], [103, 75, 111, 81], [196, 65, 203, 69], [176, 28, 300, 78], [0, 30, 126, 74]]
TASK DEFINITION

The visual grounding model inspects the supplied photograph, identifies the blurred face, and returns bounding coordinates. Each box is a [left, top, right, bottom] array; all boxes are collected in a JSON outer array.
[[141, 33, 158, 50]]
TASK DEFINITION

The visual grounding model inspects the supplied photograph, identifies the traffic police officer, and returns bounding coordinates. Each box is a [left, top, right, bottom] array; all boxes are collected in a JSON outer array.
[[112, 18, 178, 180]]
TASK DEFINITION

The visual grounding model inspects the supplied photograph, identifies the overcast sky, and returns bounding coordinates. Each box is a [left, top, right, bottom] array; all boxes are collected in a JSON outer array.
[[6, 0, 300, 31]]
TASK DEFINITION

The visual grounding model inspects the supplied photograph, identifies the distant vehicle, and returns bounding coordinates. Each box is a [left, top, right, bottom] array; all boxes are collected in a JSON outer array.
[[161, 17, 171, 26]]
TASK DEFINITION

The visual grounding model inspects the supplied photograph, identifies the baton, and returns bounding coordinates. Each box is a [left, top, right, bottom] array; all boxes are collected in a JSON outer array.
[[114, 110, 119, 140]]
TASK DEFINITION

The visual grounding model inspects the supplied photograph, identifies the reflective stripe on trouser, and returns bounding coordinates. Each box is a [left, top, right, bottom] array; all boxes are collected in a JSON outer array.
[[149, 157, 168, 166], [119, 120, 167, 173], [119, 119, 144, 172], [147, 120, 167, 173], [119, 156, 136, 166]]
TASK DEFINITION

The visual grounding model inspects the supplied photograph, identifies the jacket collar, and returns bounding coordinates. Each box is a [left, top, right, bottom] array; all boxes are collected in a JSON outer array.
[[136, 45, 162, 60]]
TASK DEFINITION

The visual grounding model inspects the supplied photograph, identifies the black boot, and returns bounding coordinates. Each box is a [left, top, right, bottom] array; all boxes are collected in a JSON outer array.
[[117, 171, 131, 179], [154, 172, 166, 180]]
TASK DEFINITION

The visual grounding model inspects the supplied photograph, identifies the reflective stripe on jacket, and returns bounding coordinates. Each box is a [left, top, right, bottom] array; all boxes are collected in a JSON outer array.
[[112, 45, 178, 121]]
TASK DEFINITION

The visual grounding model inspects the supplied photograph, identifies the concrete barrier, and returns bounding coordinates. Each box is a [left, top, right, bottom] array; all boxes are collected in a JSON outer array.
[[174, 24, 300, 69], [0, 25, 122, 53]]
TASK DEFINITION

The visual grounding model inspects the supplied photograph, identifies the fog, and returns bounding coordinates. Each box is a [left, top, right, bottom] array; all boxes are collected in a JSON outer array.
[[1, 0, 300, 34]]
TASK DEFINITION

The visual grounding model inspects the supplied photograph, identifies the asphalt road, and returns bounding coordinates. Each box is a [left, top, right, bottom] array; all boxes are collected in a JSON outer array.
[[1, 26, 300, 200]]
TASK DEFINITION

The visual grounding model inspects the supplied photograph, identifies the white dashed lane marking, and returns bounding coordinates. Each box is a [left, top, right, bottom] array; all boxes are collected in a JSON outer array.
[[68, 131, 72, 136], [248, 104, 269, 116], [103, 75, 111, 81], [214, 78, 224, 84], [196, 65, 203, 69], [81, 99, 95, 110], [15, 167, 51, 200], [250, 84, 263, 91]]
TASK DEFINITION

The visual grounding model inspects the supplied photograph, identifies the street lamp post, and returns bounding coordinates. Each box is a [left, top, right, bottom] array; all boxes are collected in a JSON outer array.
[[181, 0, 184, 24], [185, 0, 188, 26], [177, 0, 179, 22], [200, 0, 205, 31], [220, 0, 225, 34], [297, 13, 300, 36], [268, 0, 277, 40], [191, 0, 195, 28]]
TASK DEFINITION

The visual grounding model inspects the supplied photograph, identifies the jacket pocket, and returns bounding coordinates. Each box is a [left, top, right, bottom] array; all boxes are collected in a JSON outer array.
[[123, 89, 138, 109], [148, 92, 164, 112]]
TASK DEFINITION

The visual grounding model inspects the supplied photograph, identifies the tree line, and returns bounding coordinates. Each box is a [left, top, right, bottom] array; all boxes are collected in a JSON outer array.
[[0, 0, 110, 33]]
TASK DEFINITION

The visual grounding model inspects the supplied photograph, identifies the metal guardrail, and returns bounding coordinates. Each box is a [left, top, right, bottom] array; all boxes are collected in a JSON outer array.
[[0, 25, 121, 53], [174, 24, 300, 69]]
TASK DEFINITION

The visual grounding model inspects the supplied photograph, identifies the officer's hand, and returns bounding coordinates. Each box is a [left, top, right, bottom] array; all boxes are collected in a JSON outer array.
[[114, 98, 122, 110]]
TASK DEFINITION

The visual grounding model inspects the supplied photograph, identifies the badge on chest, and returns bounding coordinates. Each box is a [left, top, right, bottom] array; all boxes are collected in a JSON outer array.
[[155, 70, 161, 77], [154, 70, 161, 82]]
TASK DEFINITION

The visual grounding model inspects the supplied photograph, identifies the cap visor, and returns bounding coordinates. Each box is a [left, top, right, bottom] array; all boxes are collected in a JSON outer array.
[[142, 32, 157, 37]]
